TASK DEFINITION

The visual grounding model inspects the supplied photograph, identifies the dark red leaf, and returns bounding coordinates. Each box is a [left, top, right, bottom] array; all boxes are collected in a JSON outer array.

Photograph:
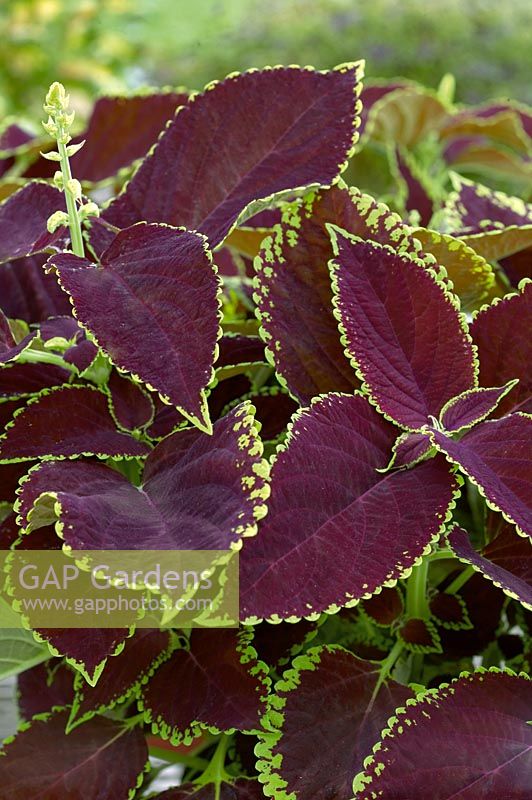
[[17, 403, 267, 550], [356, 671, 532, 800], [256, 646, 413, 800], [0, 182, 67, 264], [49, 223, 220, 432], [255, 184, 414, 403], [448, 524, 532, 610], [362, 587, 404, 626], [0, 385, 150, 462], [141, 629, 269, 743], [68, 629, 173, 730], [471, 282, 532, 415], [0, 710, 148, 799], [431, 414, 532, 536], [0, 255, 72, 323], [240, 393, 458, 621], [102, 64, 364, 247], [17, 661, 75, 720], [330, 230, 476, 429]]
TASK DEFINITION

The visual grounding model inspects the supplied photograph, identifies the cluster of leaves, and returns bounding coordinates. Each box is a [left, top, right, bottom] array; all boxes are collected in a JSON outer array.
[[0, 61, 531, 799]]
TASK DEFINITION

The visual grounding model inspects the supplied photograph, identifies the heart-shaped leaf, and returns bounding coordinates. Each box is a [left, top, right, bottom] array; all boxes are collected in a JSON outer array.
[[329, 229, 477, 429], [429, 591, 472, 631], [240, 393, 458, 622], [0, 385, 150, 462], [0, 710, 148, 799], [68, 629, 174, 731], [48, 223, 221, 432], [255, 184, 415, 403], [18, 402, 268, 550], [102, 63, 364, 247], [448, 524, 532, 609], [398, 617, 442, 653], [0, 182, 67, 264], [140, 629, 269, 744], [355, 670, 532, 800], [430, 414, 532, 536], [256, 645, 413, 800], [471, 282, 532, 416], [439, 383, 518, 433]]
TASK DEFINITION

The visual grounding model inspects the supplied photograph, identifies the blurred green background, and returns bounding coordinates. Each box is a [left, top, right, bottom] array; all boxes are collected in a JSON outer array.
[[1, 0, 531, 123]]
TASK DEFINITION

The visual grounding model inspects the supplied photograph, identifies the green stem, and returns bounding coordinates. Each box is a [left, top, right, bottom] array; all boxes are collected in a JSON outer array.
[[467, 480, 485, 535], [57, 137, 84, 257], [148, 745, 209, 771], [446, 565, 475, 595], [194, 734, 232, 800], [17, 348, 77, 372], [428, 548, 454, 561], [368, 639, 404, 712], [406, 558, 429, 684], [406, 558, 429, 618]]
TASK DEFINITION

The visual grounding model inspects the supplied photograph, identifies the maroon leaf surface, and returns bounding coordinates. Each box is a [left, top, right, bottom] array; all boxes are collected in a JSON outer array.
[[0, 385, 150, 462], [445, 177, 532, 273], [141, 629, 269, 743], [256, 646, 413, 800], [240, 393, 458, 621], [49, 223, 220, 432], [68, 629, 173, 730], [215, 334, 265, 371], [398, 617, 442, 653], [471, 282, 532, 416], [69, 91, 189, 183], [102, 64, 364, 246], [17, 403, 267, 550], [255, 184, 413, 403], [0, 182, 67, 264], [439, 384, 517, 433], [430, 414, 532, 536], [0, 255, 72, 323], [394, 146, 434, 226], [448, 524, 532, 609], [355, 671, 532, 800], [361, 587, 403, 626], [107, 370, 154, 431], [390, 430, 432, 468], [329, 230, 476, 429], [0, 710, 148, 799], [0, 362, 70, 399], [429, 591, 472, 630], [17, 661, 75, 720]]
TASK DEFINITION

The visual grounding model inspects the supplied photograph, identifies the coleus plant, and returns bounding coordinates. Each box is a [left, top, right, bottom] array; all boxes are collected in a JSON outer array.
[[0, 60, 530, 800]]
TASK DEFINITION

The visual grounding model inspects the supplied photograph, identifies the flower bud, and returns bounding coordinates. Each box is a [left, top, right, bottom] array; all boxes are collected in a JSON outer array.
[[46, 210, 69, 233]]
